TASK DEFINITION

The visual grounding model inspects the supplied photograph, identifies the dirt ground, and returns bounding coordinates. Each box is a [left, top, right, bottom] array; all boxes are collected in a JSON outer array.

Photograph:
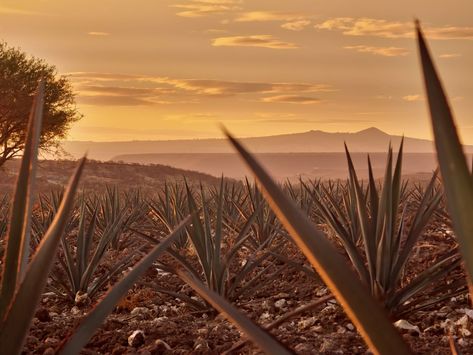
[[21, 218, 473, 355]]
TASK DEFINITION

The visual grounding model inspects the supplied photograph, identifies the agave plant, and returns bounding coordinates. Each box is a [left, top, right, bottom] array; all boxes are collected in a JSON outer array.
[[148, 181, 190, 248], [234, 178, 283, 250], [96, 186, 144, 250], [305, 143, 464, 315], [139, 179, 284, 307]]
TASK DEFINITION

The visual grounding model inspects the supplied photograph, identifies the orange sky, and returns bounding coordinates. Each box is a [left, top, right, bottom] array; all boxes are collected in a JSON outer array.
[[1, 0, 472, 142]]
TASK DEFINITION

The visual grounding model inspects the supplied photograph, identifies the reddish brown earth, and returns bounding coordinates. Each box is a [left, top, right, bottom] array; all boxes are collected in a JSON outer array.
[[22, 220, 473, 355]]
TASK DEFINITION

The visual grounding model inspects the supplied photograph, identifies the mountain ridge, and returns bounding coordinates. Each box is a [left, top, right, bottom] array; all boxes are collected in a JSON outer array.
[[62, 127, 473, 161]]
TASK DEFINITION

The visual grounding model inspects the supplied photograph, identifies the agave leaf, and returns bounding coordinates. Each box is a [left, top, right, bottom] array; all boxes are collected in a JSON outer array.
[[416, 21, 473, 288], [176, 270, 293, 355], [0, 157, 86, 355], [0, 83, 45, 319], [225, 130, 411, 355], [59, 215, 192, 354]]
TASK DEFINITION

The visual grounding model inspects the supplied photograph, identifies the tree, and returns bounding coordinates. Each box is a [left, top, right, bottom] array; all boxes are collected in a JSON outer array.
[[0, 42, 81, 167]]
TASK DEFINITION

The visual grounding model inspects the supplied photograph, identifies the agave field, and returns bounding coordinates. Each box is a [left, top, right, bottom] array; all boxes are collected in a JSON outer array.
[[1, 22, 473, 355]]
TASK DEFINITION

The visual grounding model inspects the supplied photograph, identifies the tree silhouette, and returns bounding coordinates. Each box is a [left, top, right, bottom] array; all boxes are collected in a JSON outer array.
[[0, 42, 81, 167]]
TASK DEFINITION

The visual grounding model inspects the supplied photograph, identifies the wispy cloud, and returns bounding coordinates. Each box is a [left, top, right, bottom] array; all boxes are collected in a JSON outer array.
[[262, 95, 320, 104], [439, 53, 461, 58], [316, 17, 473, 40], [88, 31, 110, 36], [344, 45, 409, 57], [212, 35, 298, 49], [235, 11, 304, 22], [68, 72, 332, 106], [403, 94, 423, 102], [171, 0, 241, 17], [282, 20, 311, 31]]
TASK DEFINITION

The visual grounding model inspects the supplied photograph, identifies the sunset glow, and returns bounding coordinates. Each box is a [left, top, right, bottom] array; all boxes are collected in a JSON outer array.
[[1, 0, 472, 142]]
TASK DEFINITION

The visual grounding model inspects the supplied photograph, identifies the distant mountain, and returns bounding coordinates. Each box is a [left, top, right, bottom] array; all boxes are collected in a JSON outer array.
[[63, 127, 473, 161]]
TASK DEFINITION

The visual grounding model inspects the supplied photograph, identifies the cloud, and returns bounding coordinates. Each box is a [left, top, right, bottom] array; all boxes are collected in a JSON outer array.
[[403, 94, 423, 102], [77, 95, 157, 106], [344, 45, 409, 57], [282, 20, 311, 31], [262, 95, 320, 104], [88, 31, 110, 36], [234, 11, 311, 31], [68, 72, 332, 106], [212, 35, 298, 49], [315, 17, 473, 40], [171, 0, 241, 17], [439, 53, 461, 58], [235, 11, 304, 22]]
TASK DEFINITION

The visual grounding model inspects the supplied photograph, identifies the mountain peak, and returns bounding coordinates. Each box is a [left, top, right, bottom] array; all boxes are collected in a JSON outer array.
[[356, 127, 388, 136]]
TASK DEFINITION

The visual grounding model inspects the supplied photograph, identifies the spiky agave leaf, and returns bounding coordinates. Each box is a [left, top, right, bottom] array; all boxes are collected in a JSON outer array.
[[0, 83, 44, 320], [416, 21, 473, 290]]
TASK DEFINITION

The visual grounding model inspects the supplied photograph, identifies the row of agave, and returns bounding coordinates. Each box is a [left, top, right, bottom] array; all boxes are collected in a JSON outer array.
[[0, 21, 470, 354]]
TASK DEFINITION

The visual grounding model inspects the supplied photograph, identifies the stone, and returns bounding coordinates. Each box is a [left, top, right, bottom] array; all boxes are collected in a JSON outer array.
[[298, 316, 317, 330], [155, 339, 172, 351], [128, 330, 145, 347], [274, 299, 286, 309], [394, 319, 421, 335], [74, 291, 90, 307]]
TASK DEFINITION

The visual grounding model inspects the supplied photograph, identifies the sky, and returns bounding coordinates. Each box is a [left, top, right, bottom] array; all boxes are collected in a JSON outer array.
[[0, 0, 472, 142]]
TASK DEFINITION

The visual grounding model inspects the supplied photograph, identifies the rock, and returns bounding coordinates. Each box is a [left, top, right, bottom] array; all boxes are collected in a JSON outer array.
[[131, 307, 150, 319], [128, 330, 145, 347], [35, 308, 51, 322], [74, 291, 90, 307], [274, 299, 286, 309], [71, 306, 81, 315], [43, 348, 55, 355], [456, 315, 469, 328], [259, 312, 271, 322], [193, 337, 209, 351], [320, 304, 337, 315], [155, 339, 172, 351], [316, 288, 328, 297], [298, 316, 317, 330], [346, 323, 355, 331], [44, 337, 59, 347], [394, 320, 421, 335], [311, 325, 323, 333]]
